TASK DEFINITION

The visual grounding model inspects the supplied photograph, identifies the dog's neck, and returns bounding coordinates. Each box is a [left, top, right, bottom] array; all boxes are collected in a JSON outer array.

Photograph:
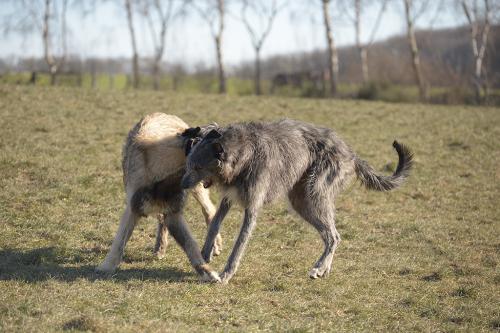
[[219, 148, 255, 186]]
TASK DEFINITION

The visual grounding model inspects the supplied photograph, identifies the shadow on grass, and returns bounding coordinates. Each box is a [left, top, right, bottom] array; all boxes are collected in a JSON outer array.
[[0, 247, 194, 283]]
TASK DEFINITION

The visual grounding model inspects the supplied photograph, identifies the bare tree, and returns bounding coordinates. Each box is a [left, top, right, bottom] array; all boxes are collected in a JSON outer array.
[[44, 0, 69, 85], [125, 0, 140, 89], [241, 0, 287, 95], [403, 0, 428, 101], [2, 0, 69, 85], [140, 0, 185, 90], [322, 0, 338, 97], [346, 0, 388, 83], [461, 0, 491, 103], [191, 0, 227, 93]]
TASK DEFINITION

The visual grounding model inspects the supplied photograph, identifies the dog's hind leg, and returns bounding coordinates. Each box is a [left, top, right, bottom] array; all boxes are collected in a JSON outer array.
[[191, 183, 222, 256], [96, 204, 140, 274], [288, 180, 340, 279], [153, 214, 169, 259]]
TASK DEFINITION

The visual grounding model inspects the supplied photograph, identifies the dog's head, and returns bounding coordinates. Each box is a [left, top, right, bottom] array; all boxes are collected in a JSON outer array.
[[181, 123, 219, 156], [181, 128, 225, 190]]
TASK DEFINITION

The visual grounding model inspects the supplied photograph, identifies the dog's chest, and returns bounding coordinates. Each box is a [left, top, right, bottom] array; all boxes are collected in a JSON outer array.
[[222, 185, 245, 206]]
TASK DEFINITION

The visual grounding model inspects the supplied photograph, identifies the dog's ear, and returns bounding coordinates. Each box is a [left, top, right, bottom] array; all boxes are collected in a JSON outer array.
[[212, 141, 225, 160], [181, 127, 201, 138], [184, 137, 201, 156], [205, 129, 222, 140]]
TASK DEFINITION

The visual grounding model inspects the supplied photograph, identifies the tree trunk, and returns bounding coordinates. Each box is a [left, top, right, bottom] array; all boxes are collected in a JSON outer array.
[[355, 0, 369, 83], [29, 72, 37, 85], [50, 72, 57, 85], [404, 0, 427, 101], [462, 0, 491, 104], [152, 59, 161, 90], [125, 0, 140, 89], [42, 0, 57, 86], [474, 56, 484, 103], [360, 47, 368, 83], [322, 0, 338, 97], [254, 47, 261, 95], [215, 36, 226, 94], [216, 0, 226, 94]]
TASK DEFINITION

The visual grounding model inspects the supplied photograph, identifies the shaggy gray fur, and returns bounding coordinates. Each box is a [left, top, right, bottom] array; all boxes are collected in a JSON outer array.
[[181, 119, 413, 283]]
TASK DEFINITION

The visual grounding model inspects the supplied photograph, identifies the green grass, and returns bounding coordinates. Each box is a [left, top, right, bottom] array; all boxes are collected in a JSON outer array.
[[5, 72, 499, 106], [0, 85, 498, 332]]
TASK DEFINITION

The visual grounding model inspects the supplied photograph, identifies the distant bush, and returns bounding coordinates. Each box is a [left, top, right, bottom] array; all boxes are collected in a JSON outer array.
[[2, 72, 499, 106], [357, 82, 382, 100], [301, 82, 325, 98]]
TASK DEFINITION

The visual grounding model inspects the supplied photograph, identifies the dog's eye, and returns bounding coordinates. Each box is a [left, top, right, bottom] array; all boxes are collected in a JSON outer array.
[[194, 165, 202, 171]]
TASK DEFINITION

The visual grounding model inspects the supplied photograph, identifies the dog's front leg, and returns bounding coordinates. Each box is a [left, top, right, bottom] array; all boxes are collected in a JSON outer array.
[[220, 208, 258, 284], [165, 212, 220, 282], [96, 205, 139, 274], [201, 197, 232, 262], [191, 184, 222, 256]]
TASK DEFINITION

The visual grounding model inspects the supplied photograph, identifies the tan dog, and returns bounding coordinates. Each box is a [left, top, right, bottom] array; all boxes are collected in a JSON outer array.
[[96, 113, 221, 281]]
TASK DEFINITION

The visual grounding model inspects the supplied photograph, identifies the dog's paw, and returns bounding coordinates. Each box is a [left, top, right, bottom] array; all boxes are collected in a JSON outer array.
[[196, 264, 221, 283], [153, 250, 166, 260], [308, 267, 329, 279], [200, 270, 221, 283], [219, 271, 232, 284], [212, 244, 221, 257]]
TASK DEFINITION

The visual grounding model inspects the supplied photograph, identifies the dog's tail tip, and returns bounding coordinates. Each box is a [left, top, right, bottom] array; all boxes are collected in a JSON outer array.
[[393, 140, 414, 174], [355, 140, 413, 192]]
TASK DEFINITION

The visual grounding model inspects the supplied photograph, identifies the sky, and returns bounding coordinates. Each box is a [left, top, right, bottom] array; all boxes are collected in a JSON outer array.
[[0, 1, 465, 69]]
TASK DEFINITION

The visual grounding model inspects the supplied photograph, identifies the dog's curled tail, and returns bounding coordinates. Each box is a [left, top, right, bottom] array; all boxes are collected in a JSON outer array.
[[354, 141, 413, 191]]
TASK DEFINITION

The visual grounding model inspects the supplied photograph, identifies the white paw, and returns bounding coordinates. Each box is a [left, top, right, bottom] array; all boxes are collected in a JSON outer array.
[[154, 251, 166, 260], [200, 270, 221, 283], [309, 267, 327, 279], [219, 272, 232, 284], [212, 244, 221, 257]]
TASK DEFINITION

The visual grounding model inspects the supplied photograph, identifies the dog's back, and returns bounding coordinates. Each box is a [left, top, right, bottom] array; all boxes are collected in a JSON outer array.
[[123, 113, 188, 192], [217, 119, 357, 203], [121, 113, 189, 216]]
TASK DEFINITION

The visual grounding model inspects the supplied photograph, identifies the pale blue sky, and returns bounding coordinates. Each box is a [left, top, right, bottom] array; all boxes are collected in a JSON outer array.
[[0, 1, 464, 69]]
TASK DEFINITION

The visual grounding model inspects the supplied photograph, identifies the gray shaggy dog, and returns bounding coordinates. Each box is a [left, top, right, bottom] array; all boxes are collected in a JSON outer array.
[[181, 119, 413, 284]]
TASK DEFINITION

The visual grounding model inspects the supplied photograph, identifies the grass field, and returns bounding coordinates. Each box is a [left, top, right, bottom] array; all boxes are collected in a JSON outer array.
[[4, 72, 500, 106], [0, 85, 498, 332]]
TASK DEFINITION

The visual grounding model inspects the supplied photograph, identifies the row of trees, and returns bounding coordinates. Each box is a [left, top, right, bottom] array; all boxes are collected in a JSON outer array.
[[2, 0, 497, 103]]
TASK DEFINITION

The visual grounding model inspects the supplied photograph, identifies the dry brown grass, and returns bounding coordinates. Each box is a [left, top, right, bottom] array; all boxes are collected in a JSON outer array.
[[0, 85, 498, 332]]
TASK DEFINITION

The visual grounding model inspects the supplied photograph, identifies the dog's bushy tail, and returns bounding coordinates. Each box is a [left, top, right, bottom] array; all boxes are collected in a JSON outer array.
[[354, 141, 413, 191]]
